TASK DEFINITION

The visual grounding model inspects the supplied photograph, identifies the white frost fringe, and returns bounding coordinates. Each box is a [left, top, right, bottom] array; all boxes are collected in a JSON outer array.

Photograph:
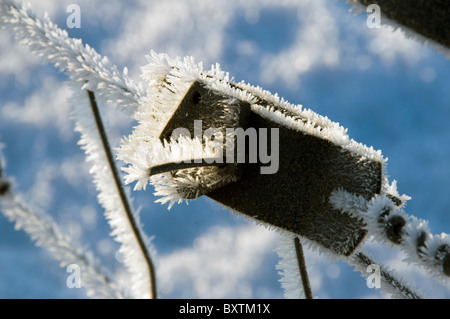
[[0, 165, 123, 298], [0, 0, 144, 115], [275, 234, 306, 299], [118, 134, 226, 209], [70, 84, 155, 299]]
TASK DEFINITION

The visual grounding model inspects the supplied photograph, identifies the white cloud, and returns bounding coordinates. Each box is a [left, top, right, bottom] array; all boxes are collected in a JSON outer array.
[[367, 27, 427, 66], [157, 224, 278, 298], [102, 0, 234, 77], [1, 76, 74, 139], [0, 30, 41, 84]]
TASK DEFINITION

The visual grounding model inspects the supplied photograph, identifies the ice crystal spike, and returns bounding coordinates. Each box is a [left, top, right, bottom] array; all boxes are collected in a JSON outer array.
[[162, 81, 384, 256]]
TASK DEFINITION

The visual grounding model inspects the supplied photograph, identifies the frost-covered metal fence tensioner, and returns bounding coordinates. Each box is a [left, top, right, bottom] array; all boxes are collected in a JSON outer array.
[[1, 0, 449, 299], [117, 52, 429, 299]]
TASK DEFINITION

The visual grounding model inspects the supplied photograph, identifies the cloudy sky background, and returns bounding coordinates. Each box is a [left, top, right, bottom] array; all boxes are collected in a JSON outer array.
[[0, 0, 449, 298]]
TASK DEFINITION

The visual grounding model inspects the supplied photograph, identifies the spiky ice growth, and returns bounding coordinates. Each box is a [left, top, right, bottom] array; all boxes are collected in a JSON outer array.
[[0, 0, 144, 115], [330, 187, 450, 283], [118, 51, 387, 208], [118, 134, 236, 209], [117, 52, 248, 207], [275, 234, 307, 299]]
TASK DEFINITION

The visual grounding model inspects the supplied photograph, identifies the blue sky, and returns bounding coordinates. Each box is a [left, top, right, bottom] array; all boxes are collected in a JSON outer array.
[[0, 0, 449, 299]]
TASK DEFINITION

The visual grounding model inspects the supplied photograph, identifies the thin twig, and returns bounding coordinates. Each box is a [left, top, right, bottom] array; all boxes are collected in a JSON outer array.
[[86, 90, 157, 299], [294, 237, 313, 299]]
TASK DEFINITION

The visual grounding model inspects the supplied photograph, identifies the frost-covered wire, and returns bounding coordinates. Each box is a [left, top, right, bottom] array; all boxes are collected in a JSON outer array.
[[349, 251, 423, 299], [295, 232, 423, 299], [0, 0, 144, 115], [299, 234, 423, 298], [276, 231, 422, 299], [70, 85, 157, 299], [0, 158, 124, 299], [330, 188, 450, 284]]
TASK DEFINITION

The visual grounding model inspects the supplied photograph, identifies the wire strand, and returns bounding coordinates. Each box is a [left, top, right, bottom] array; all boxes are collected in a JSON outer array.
[[86, 90, 157, 299]]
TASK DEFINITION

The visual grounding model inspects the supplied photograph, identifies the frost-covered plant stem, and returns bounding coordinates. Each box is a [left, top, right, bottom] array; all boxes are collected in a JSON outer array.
[[0, 0, 144, 115], [86, 90, 157, 299], [1, 0, 157, 298], [0, 161, 124, 299]]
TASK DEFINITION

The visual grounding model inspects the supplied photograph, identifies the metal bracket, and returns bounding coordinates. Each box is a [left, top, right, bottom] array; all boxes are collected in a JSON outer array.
[[159, 80, 385, 256]]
